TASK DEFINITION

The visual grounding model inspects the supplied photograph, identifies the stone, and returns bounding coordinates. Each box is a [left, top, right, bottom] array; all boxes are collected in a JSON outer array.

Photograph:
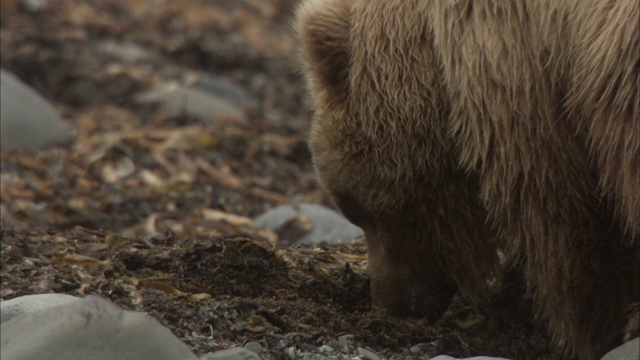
[[356, 347, 380, 360], [194, 74, 257, 112], [318, 345, 335, 354], [253, 203, 363, 244], [200, 348, 262, 360], [1, 296, 199, 360], [243, 341, 263, 354], [600, 338, 640, 360], [0, 69, 71, 150], [430, 356, 510, 360], [337, 334, 354, 353], [98, 41, 155, 63], [135, 82, 245, 121], [0, 293, 80, 324]]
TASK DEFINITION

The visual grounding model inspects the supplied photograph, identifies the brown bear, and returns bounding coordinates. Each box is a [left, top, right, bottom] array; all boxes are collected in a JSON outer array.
[[296, 0, 639, 359]]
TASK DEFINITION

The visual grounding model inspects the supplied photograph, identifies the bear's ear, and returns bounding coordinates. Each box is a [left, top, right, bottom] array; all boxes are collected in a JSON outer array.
[[296, 0, 352, 107]]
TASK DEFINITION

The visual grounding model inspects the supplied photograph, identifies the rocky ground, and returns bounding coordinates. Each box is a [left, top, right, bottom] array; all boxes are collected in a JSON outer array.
[[0, 1, 565, 359]]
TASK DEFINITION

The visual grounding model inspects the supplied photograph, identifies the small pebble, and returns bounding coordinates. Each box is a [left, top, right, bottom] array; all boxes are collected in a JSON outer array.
[[409, 345, 422, 354], [357, 347, 381, 360], [388, 355, 407, 360], [287, 346, 298, 359], [203, 348, 261, 360], [318, 345, 335, 354], [337, 334, 354, 354]]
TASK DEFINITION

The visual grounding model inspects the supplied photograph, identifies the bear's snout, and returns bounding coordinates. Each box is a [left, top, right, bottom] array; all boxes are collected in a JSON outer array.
[[370, 268, 458, 322]]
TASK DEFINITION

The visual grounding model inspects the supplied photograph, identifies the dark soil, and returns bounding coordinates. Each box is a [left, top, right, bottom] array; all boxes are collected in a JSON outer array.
[[0, 1, 566, 359]]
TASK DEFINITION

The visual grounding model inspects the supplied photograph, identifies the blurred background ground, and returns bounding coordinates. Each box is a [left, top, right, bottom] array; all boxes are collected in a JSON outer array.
[[0, 1, 564, 359]]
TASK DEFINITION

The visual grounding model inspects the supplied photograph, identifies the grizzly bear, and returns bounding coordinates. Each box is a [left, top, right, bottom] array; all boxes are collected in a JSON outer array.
[[296, 0, 639, 359]]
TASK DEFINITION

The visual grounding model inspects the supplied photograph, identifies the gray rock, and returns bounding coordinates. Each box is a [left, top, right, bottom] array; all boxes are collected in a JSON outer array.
[[253, 203, 363, 244], [310, 355, 329, 360], [194, 75, 257, 111], [98, 41, 155, 63], [337, 334, 354, 354], [356, 347, 380, 360], [408, 343, 435, 356], [601, 338, 639, 360], [135, 83, 245, 120], [201, 348, 262, 360], [0, 69, 72, 150], [22, 0, 48, 12], [244, 341, 264, 355], [388, 355, 407, 360], [318, 345, 335, 354], [430, 356, 510, 360], [0, 293, 80, 324], [286, 346, 299, 359], [1, 296, 199, 360]]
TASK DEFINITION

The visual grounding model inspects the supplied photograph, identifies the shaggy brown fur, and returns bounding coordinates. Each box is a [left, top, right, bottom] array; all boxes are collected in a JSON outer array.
[[296, 0, 640, 359]]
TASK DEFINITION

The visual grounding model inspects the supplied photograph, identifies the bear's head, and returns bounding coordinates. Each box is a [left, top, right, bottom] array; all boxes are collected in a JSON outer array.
[[332, 190, 489, 321]]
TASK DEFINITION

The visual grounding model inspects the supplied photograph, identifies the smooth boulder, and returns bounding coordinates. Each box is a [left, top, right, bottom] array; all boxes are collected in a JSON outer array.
[[1, 296, 199, 360], [254, 203, 363, 244], [0, 69, 71, 150]]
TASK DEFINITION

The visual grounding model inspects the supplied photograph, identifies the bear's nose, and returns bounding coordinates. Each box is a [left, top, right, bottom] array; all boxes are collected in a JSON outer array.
[[387, 274, 458, 322], [399, 276, 428, 316]]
